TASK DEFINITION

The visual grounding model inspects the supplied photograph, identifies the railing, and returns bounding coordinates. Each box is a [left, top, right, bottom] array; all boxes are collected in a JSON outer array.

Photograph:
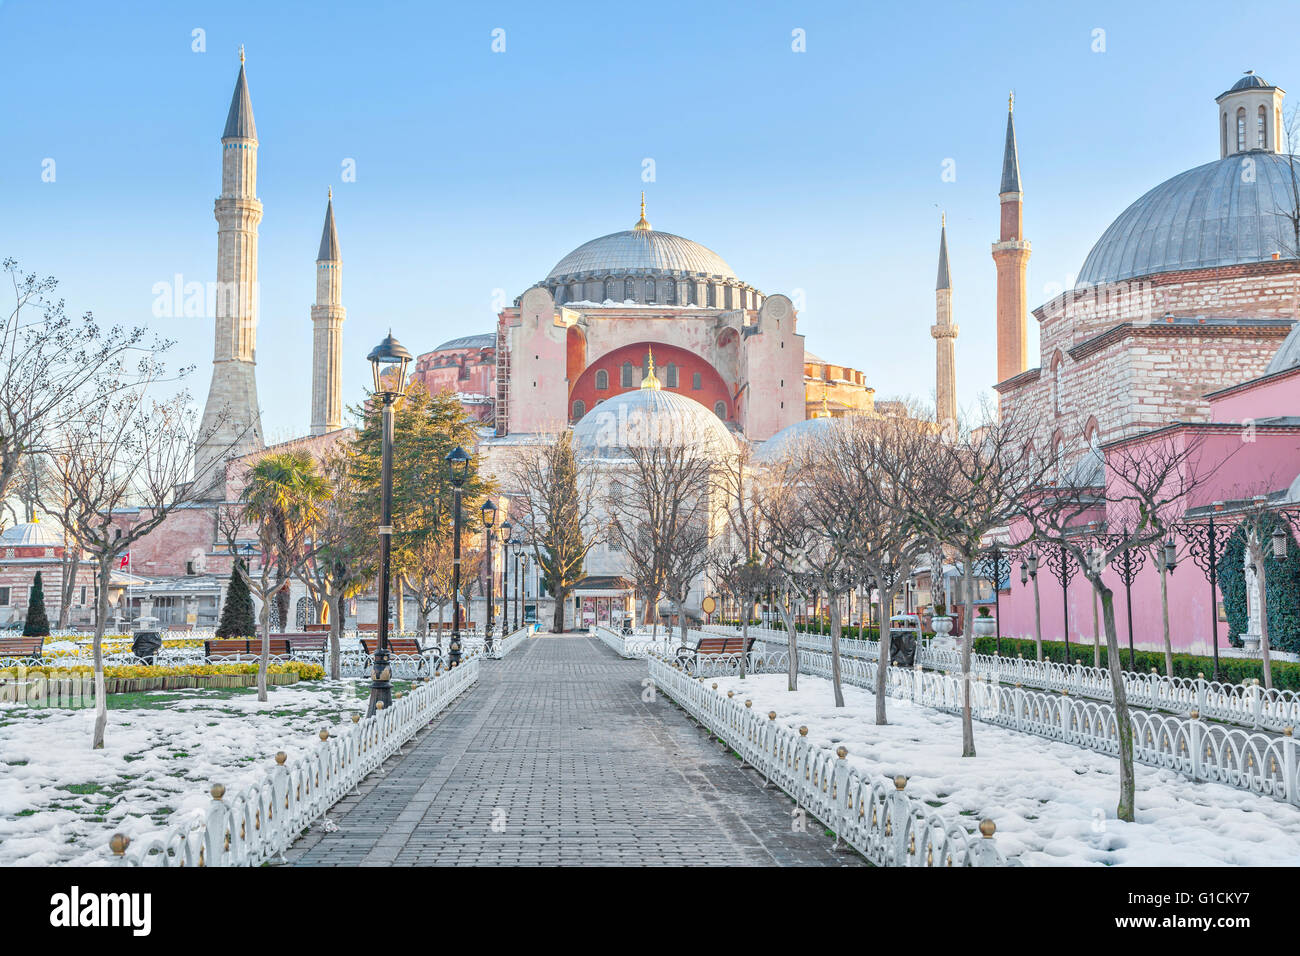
[[719, 624, 1300, 734], [648, 657, 1008, 867], [591, 625, 681, 659], [109, 658, 481, 866], [490, 625, 533, 659]]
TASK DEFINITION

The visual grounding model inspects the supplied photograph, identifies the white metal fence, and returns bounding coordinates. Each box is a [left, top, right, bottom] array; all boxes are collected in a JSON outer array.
[[591, 625, 679, 659], [490, 625, 534, 659], [715, 624, 1300, 734], [648, 657, 1009, 866], [110, 658, 481, 866]]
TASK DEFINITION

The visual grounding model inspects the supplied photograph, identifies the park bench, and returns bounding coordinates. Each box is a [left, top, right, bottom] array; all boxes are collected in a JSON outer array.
[[359, 637, 439, 673], [675, 633, 755, 664], [0, 637, 45, 662], [303, 622, 331, 633], [204, 638, 293, 660]]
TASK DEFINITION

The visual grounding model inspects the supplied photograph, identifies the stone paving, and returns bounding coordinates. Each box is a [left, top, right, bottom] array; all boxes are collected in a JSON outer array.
[[288, 633, 864, 866]]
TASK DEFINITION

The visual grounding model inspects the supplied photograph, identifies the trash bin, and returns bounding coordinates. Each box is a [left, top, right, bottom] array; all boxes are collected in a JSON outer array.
[[888, 630, 917, 667], [132, 630, 163, 665]]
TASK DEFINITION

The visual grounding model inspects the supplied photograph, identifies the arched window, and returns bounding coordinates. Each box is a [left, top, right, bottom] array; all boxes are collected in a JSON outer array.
[[664, 363, 678, 387], [707, 284, 716, 307], [714, 401, 726, 419], [1237, 107, 1247, 152], [665, 279, 676, 305], [604, 278, 616, 302], [624, 278, 635, 301], [571, 399, 585, 421], [595, 369, 609, 390], [645, 278, 656, 303], [692, 372, 702, 390], [1050, 350, 1064, 417], [1222, 112, 1228, 156], [1258, 105, 1268, 148], [621, 362, 635, 388]]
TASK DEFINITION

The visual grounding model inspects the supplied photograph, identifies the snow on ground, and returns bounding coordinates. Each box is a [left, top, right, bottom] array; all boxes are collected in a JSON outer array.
[[0, 680, 373, 866], [709, 673, 1300, 867]]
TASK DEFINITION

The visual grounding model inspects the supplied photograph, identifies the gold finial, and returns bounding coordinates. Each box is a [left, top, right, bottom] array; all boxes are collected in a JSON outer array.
[[1008, 90, 1014, 112], [812, 383, 831, 419], [941, 211, 946, 228], [240, 45, 245, 66], [328, 186, 332, 201], [641, 347, 661, 390], [634, 191, 651, 231]]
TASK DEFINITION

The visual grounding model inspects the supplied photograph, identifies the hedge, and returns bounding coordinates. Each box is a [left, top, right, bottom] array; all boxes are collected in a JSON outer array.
[[971, 636, 1300, 691]]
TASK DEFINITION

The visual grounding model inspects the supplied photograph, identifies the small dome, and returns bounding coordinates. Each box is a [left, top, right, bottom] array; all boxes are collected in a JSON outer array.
[[754, 416, 843, 463], [1076, 152, 1300, 287], [0, 520, 63, 547], [571, 388, 738, 460], [547, 229, 736, 281], [1229, 71, 1271, 92], [431, 333, 495, 352], [1266, 322, 1300, 374]]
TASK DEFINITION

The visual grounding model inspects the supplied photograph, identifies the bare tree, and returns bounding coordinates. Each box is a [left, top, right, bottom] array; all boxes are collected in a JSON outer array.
[[709, 443, 771, 677], [1, 259, 158, 507], [754, 462, 816, 692], [1017, 429, 1217, 822], [55, 384, 245, 749]]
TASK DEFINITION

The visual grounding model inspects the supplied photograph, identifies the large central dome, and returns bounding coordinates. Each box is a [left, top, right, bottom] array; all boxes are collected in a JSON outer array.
[[1076, 151, 1300, 287], [547, 228, 736, 280]]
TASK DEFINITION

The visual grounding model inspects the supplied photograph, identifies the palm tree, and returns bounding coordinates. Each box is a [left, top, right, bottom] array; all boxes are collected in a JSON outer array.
[[241, 450, 333, 700]]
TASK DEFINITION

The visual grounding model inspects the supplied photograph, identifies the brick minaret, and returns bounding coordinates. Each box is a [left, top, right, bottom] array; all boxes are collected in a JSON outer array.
[[311, 189, 345, 435], [991, 93, 1030, 386], [195, 50, 264, 492], [931, 214, 958, 428]]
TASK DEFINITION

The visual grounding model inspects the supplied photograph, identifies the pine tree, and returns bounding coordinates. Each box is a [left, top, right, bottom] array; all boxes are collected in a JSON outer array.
[[216, 560, 257, 638], [23, 570, 51, 637]]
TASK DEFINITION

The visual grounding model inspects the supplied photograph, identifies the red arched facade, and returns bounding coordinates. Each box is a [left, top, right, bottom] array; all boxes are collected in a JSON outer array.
[[568, 342, 733, 424]]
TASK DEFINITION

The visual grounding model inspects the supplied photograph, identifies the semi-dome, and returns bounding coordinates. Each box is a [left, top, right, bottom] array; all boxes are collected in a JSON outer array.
[[571, 387, 738, 460], [1076, 152, 1300, 287], [547, 229, 736, 281], [754, 415, 843, 463], [1266, 321, 1300, 374], [432, 333, 494, 352], [0, 520, 64, 547]]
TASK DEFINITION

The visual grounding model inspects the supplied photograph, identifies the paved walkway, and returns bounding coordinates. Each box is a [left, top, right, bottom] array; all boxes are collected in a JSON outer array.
[[288, 634, 862, 866]]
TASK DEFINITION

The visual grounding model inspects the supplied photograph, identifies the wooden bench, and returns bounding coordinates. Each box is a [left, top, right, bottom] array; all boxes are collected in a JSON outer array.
[[303, 622, 332, 633], [360, 637, 425, 657], [205, 638, 293, 660], [676, 634, 756, 662], [286, 635, 328, 658], [0, 637, 45, 662]]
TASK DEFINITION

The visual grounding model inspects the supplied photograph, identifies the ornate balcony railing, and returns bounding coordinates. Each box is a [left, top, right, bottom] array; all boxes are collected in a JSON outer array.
[[108, 658, 481, 866], [648, 657, 1009, 867]]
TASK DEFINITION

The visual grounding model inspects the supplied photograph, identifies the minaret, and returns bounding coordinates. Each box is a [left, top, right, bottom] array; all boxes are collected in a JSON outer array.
[[931, 214, 958, 428], [311, 188, 345, 435], [992, 92, 1030, 386], [195, 49, 264, 492]]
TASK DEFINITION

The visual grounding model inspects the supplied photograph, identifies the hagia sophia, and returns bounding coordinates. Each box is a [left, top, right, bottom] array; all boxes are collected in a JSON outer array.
[[2, 60, 1299, 651]]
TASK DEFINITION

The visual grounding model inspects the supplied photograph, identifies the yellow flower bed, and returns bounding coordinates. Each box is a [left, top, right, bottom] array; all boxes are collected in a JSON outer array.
[[38, 637, 208, 657], [0, 661, 325, 680]]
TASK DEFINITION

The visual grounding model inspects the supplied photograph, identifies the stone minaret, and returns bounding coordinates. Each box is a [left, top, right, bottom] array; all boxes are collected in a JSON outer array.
[[932, 215, 958, 428], [311, 189, 345, 435], [195, 50, 264, 493], [992, 92, 1030, 386]]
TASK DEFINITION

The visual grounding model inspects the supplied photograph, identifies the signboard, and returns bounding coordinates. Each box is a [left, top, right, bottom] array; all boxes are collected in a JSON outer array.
[[701, 595, 717, 615]]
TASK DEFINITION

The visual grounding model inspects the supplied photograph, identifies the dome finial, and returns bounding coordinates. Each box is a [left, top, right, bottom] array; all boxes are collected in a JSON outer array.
[[634, 191, 652, 231], [812, 383, 832, 419], [240, 44, 245, 65], [1008, 90, 1014, 112], [641, 347, 661, 390]]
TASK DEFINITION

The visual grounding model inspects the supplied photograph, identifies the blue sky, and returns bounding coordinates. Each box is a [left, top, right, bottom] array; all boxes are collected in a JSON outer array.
[[2, 0, 1297, 438]]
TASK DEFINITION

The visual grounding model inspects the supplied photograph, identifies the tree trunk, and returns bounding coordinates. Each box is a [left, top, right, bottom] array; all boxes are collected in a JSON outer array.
[[1098, 581, 1135, 822], [1250, 540, 1275, 690], [553, 586, 566, 634], [739, 596, 752, 679], [1032, 575, 1043, 661], [396, 575, 406, 634], [778, 587, 798, 691], [829, 590, 845, 708], [59, 549, 79, 630], [1159, 560, 1173, 677], [91, 555, 112, 750], [258, 571, 273, 702], [330, 589, 343, 681], [875, 583, 894, 725], [437, 601, 445, 647], [1092, 589, 1101, 669], [960, 554, 976, 757]]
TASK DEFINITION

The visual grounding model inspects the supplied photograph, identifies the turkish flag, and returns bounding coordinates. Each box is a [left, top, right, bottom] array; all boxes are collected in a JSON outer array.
[[119, 553, 130, 569]]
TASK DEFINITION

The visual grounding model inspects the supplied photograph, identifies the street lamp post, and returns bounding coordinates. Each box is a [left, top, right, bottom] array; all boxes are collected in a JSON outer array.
[[516, 549, 526, 630], [1111, 530, 1149, 671], [446, 446, 471, 666], [481, 499, 496, 653], [1180, 504, 1229, 683], [1047, 544, 1076, 662], [500, 521, 512, 636], [366, 332, 412, 716]]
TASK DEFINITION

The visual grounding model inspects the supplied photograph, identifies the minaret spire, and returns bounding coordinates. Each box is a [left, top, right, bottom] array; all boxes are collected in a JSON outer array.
[[633, 192, 652, 231], [194, 54, 265, 494], [992, 93, 1030, 388], [932, 216, 958, 429], [640, 346, 661, 389], [311, 190, 346, 435]]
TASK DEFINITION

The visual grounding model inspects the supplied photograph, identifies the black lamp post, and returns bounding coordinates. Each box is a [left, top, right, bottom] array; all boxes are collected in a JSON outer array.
[[977, 544, 1009, 656], [1111, 530, 1148, 670], [500, 521, 512, 636], [446, 445, 471, 666], [1179, 504, 1229, 683], [481, 499, 496, 652], [515, 549, 526, 630], [365, 331, 412, 716], [1047, 545, 1076, 662]]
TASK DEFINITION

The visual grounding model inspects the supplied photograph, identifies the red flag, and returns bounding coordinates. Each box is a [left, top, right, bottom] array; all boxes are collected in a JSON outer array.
[[119, 553, 130, 569]]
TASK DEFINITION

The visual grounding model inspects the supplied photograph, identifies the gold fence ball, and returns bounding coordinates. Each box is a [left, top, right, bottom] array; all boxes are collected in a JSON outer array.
[[352, 714, 360, 723], [979, 819, 996, 839], [211, 783, 226, 800], [1253, 678, 1261, 686], [727, 691, 734, 698], [1197, 672, 1205, 680], [836, 746, 848, 759], [1151, 668, 1158, 675], [109, 833, 130, 856], [799, 726, 809, 737], [376, 701, 385, 710], [1189, 709, 1200, 720], [275, 751, 287, 765], [1285, 726, 1295, 737], [893, 775, 907, 790], [744, 700, 752, 708], [711, 683, 718, 690], [319, 729, 330, 741], [768, 711, 777, 720]]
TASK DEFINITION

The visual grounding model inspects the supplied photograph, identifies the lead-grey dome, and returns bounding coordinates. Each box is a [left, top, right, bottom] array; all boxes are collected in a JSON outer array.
[[1266, 321, 1300, 374], [571, 388, 738, 460], [1229, 72, 1272, 92], [432, 333, 494, 352], [547, 229, 736, 281], [1076, 152, 1300, 287], [0, 520, 63, 547], [754, 416, 843, 463]]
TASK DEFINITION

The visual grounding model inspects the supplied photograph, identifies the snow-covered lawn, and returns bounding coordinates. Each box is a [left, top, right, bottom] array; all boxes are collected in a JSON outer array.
[[0, 679, 381, 866], [708, 673, 1300, 866]]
